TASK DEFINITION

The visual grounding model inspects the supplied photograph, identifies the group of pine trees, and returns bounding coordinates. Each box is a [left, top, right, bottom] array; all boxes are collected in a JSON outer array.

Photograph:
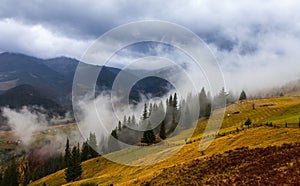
[[106, 88, 248, 148], [64, 133, 100, 182], [0, 88, 248, 185], [64, 139, 82, 182]]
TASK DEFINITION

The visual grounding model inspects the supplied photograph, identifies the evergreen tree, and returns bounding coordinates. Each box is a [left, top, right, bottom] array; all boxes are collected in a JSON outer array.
[[64, 138, 71, 167], [244, 118, 252, 128], [127, 116, 131, 126], [0, 173, 3, 186], [149, 103, 153, 116], [205, 103, 211, 118], [173, 93, 178, 108], [159, 120, 166, 140], [118, 121, 122, 131], [199, 88, 208, 117], [142, 103, 148, 120], [123, 115, 127, 127], [239, 90, 247, 101], [111, 128, 118, 139], [88, 132, 98, 158], [2, 159, 18, 186], [169, 95, 173, 106], [65, 145, 82, 182], [214, 87, 227, 108], [141, 124, 156, 144], [80, 141, 90, 162], [131, 115, 136, 125]]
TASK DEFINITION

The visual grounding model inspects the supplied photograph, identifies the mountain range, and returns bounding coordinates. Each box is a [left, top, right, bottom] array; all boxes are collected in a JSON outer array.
[[0, 52, 173, 109]]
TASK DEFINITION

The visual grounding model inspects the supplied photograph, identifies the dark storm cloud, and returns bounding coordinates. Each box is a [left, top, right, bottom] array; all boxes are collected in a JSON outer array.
[[0, 0, 300, 92]]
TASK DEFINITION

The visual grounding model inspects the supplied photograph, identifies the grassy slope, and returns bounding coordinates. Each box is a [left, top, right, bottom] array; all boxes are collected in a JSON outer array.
[[30, 96, 300, 186]]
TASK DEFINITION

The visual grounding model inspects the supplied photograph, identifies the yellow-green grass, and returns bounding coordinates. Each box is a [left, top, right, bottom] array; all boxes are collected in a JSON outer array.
[[29, 96, 300, 186], [30, 127, 300, 186], [193, 96, 300, 137]]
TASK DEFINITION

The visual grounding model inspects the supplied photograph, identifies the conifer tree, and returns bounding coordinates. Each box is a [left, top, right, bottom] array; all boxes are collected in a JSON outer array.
[[118, 121, 122, 131], [239, 90, 247, 101], [89, 132, 98, 158], [64, 138, 71, 167], [65, 145, 82, 182], [159, 120, 166, 140], [141, 122, 156, 145], [80, 141, 90, 162], [143, 103, 148, 120], [2, 159, 18, 186], [173, 93, 178, 108], [131, 115, 136, 125]]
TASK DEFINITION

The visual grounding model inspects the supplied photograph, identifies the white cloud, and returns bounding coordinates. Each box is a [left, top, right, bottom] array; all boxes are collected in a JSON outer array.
[[0, 0, 300, 92], [0, 18, 92, 58]]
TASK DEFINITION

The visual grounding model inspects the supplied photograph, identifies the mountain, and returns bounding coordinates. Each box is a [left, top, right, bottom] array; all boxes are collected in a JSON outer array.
[[0, 52, 173, 107], [0, 84, 65, 130], [43, 57, 79, 79], [0, 52, 71, 100], [0, 84, 64, 114]]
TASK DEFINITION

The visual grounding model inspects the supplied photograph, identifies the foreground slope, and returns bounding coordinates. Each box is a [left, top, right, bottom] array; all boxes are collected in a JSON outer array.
[[30, 96, 300, 185], [148, 142, 300, 185]]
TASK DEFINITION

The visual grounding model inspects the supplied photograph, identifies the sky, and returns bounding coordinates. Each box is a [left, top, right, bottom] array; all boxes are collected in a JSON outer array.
[[0, 0, 300, 92]]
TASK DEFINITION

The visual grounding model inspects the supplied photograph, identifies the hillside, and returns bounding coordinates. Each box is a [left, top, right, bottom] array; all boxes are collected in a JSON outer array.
[[0, 53, 173, 106], [147, 143, 300, 185], [29, 96, 300, 186]]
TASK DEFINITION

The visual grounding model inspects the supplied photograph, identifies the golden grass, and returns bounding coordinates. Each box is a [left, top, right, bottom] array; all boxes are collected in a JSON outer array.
[[29, 96, 300, 186]]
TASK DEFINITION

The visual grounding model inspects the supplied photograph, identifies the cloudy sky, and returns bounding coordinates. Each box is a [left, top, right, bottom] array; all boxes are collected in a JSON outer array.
[[0, 0, 300, 92]]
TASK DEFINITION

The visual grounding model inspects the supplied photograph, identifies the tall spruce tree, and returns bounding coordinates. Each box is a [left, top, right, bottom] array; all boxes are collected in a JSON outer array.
[[88, 132, 98, 158], [143, 103, 148, 120], [64, 138, 71, 167], [239, 90, 247, 101], [2, 159, 18, 186], [80, 141, 90, 162], [159, 120, 166, 140], [141, 123, 156, 144], [65, 145, 82, 182]]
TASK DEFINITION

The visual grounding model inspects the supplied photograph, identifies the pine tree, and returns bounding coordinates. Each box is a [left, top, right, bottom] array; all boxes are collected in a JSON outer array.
[[173, 93, 178, 108], [2, 159, 18, 186], [142, 103, 148, 120], [199, 88, 208, 117], [118, 121, 122, 131], [127, 116, 131, 126], [81, 141, 89, 162], [0, 173, 3, 186], [141, 129, 156, 145], [111, 128, 118, 139], [244, 118, 252, 128], [169, 95, 173, 106], [65, 145, 82, 182], [205, 103, 211, 118], [73, 144, 82, 180], [149, 103, 153, 117], [239, 90, 247, 101], [123, 115, 127, 127], [88, 132, 98, 158], [64, 138, 71, 167], [159, 120, 166, 140], [131, 115, 136, 125]]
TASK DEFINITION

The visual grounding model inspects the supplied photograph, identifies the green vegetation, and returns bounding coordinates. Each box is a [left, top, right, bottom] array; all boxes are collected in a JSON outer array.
[[239, 90, 247, 101], [27, 95, 300, 186]]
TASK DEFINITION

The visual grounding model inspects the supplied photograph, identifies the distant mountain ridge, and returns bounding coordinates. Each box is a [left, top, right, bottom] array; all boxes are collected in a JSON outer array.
[[0, 52, 173, 107]]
